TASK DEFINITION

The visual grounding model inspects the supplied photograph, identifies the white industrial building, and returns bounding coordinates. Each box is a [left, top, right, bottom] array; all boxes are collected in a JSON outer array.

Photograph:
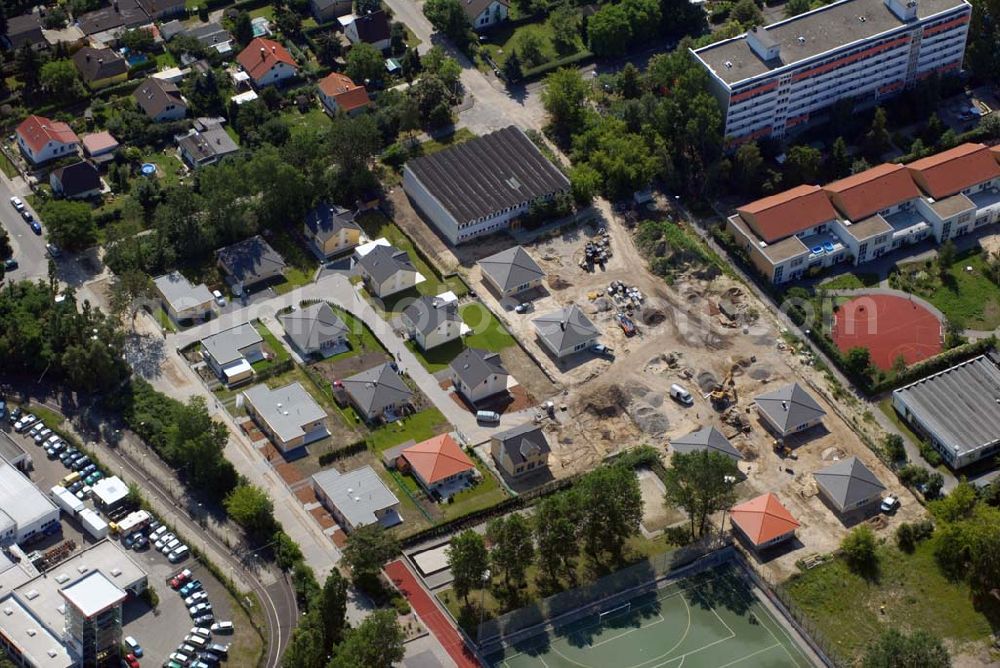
[[0, 461, 60, 547], [692, 0, 972, 143]]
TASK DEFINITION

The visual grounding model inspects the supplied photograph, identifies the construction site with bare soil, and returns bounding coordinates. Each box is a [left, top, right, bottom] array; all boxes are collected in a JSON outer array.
[[459, 197, 925, 580]]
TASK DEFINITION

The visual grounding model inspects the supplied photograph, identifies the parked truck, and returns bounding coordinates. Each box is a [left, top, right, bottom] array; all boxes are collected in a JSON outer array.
[[79, 508, 108, 539], [110, 509, 151, 536], [50, 485, 84, 517]]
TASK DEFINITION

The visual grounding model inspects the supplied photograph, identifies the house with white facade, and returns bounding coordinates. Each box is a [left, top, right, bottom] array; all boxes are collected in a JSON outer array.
[[401, 294, 463, 350], [236, 37, 299, 88], [200, 322, 264, 385], [353, 240, 425, 298], [450, 347, 509, 405], [461, 0, 509, 29], [16, 114, 80, 165]]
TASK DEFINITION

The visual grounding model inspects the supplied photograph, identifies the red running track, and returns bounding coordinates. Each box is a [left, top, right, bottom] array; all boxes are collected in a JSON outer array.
[[832, 294, 942, 371], [385, 559, 482, 668]]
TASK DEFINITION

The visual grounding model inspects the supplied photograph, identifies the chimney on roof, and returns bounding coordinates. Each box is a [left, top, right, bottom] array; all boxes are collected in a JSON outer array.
[[781, 401, 788, 410], [260, 47, 266, 60]]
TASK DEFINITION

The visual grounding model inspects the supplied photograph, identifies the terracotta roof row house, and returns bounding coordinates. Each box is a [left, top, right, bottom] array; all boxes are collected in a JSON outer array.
[[317, 72, 371, 116], [16, 114, 80, 165], [729, 493, 799, 550], [726, 142, 1000, 285], [398, 434, 476, 500], [236, 37, 299, 88], [134, 77, 188, 122], [403, 126, 571, 244]]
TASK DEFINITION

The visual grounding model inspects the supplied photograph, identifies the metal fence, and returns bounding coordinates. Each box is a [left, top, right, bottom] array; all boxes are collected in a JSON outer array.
[[476, 537, 729, 649]]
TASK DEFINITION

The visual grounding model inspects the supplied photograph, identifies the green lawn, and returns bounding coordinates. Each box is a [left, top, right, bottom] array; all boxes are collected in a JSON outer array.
[[269, 230, 318, 295], [820, 273, 882, 291], [252, 321, 291, 371], [249, 5, 275, 20], [0, 150, 18, 178], [154, 51, 177, 69], [367, 407, 450, 452], [405, 304, 515, 373], [284, 107, 330, 139], [142, 151, 185, 188], [411, 128, 476, 158], [440, 458, 507, 520], [784, 539, 997, 661], [27, 404, 66, 429], [152, 306, 178, 333], [479, 19, 584, 69], [924, 252, 1000, 330]]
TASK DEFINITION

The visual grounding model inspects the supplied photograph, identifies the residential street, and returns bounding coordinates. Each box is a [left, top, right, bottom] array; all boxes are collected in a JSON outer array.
[[0, 174, 48, 282]]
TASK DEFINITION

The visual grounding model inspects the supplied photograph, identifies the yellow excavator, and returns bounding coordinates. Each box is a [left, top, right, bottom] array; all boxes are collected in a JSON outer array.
[[709, 365, 738, 409]]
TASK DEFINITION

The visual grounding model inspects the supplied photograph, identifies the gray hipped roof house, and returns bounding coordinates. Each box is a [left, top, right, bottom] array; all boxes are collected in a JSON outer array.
[[279, 302, 349, 357], [754, 382, 826, 438], [492, 423, 550, 466], [341, 363, 414, 421], [451, 347, 508, 389], [312, 466, 401, 532], [670, 426, 743, 461], [532, 305, 599, 359], [216, 235, 287, 291], [478, 246, 545, 297], [813, 456, 885, 514]]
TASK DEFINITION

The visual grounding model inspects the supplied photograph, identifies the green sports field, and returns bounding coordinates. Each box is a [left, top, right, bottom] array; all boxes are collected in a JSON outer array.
[[484, 564, 815, 668]]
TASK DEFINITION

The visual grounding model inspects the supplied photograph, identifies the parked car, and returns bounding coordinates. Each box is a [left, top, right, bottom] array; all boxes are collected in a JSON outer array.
[[184, 591, 208, 606], [180, 580, 202, 596], [152, 525, 169, 541], [123, 636, 143, 657], [28, 422, 45, 437], [68, 481, 84, 494], [669, 384, 694, 406], [195, 652, 219, 665], [14, 414, 38, 432], [75, 485, 90, 500], [170, 569, 192, 589], [43, 434, 61, 447], [122, 654, 140, 668], [880, 495, 900, 513], [168, 546, 189, 563], [79, 464, 97, 477], [72, 457, 92, 472], [46, 441, 67, 458], [514, 302, 531, 314], [212, 290, 226, 307], [8, 406, 23, 423], [167, 652, 189, 665], [33, 428, 53, 444], [188, 602, 212, 617], [3, 258, 17, 271], [179, 644, 197, 655], [59, 449, 78, 464], [189, 627, 211, 640], [147, 520, 161, 534], [45, 243, 61, 258], [30, 221, 41, 235], [210, 621, 234, 634], [155, 533, 176, 551], [206, 643, 228, 658], [85, 472, 103, 485], [161, 538, 181, 555], [193, 613, 215, 626], [10, 196, 24, 210]]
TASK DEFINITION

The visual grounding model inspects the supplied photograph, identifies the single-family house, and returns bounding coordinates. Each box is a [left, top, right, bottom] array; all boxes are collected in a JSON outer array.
[[478, 246, 545, 298], [317, 71, 371, 116], [449, 347, 509, 405], [729, 493, 799, 551], [312, 466, 402, 532], [813, 456, 886, 515], [81, 131, 119, 167], [310, 0, 352, 22], [236, 37, 299, 88], [136, 0, 186, 20], [754, 383, 826, 439], [184, 22, 235, 54], [153, 271, 215, 323], [669, 426, 743, 462], [303, 203, 362, 259], [279, 302, 349, 358], [461, 0, 509, 30], [200, 322, 264, 385], [4, 13, 46, 51], [401, 295, 462, 350], [400, 434, 476, 500], [532, 305, 599, 359], [76, 0, 147, 36], [340, 363, 413, 422], [243, 382, 328, 452], [344, 10, 391, 51], [16, 115, 79, 165], [176, 117, 239, 168], [134, 78, 188, 122], [490, 423, 549, 478], [49, 161, 101, 200], [72, 47, 128, 89], [403, 126, 570, 244], [216, 235, 287, 293], [354, 241, 425, 298]]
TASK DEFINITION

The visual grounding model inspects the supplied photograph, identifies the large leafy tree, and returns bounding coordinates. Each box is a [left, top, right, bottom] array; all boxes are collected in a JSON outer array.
[[663, 451, 740, 536], [534, 491, 581, 584], [447, 529, 489, 604], [223, 484, 276, 539], [40, 200, 97, 251], [328, 609, 405, 668], [487, 514, 534, 589], [319, 569, 348, 652], [346, 42, 385, 86], [541, 68, 590, 143], [342, 524, 399, 586], [423, 0, 468, 43], [577, 464, 643, 561]]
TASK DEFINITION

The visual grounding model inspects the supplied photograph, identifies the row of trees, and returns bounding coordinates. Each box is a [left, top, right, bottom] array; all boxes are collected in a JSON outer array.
[[447, 463, 643, 607]]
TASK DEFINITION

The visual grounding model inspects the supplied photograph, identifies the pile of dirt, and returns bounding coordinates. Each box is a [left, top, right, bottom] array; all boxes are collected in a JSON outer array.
[[822, 446, 846, 461], [583, 383, 629, 418], [548, 275, 572, 290], [696, 371, 718, 393], [593, 297, 613, 312], [641, 307, 667, 326], [629, 403, 670, 436], [749, 367, 772, 381]]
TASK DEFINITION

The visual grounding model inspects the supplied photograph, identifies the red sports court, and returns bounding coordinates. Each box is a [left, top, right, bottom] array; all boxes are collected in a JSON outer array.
[[832, 293, 942, 371]]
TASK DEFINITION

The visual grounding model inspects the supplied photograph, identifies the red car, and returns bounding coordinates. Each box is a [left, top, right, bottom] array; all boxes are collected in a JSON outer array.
[[125, 654, 140, 668], [170, 568, 193, 589]]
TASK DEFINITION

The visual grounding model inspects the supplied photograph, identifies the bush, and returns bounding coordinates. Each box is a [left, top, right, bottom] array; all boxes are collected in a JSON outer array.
[[882, 433, 906, 463], [898, 464, 930, 487], [317, 440, 368, 466], [919, 441, 943, 467], [140, 585, 159, 608], [841, 525, 879, 577], [896, 519, 934, 552]]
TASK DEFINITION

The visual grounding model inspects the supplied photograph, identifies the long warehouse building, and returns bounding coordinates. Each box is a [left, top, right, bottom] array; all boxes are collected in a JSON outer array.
[[691, 0, 971, 143]]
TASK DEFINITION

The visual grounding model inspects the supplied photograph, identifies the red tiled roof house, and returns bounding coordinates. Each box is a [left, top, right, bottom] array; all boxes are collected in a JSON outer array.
[[317, 72, 371, 116], [399, 434, 476, 500], [729, 492, 799, 551], [236, 37, 299, 88], [16, 115, 80, 165]]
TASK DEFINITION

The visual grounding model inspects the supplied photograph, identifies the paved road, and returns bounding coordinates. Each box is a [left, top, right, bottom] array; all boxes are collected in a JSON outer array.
[[0, 174, 48, 282]]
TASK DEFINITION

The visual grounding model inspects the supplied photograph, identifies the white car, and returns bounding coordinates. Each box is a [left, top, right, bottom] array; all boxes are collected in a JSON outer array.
[[189, 627, 211, 639], [168, 652, 189, 665], [184, 591, 208, 606], [9, 196, 24, 211], [161, 538, 181, 555], [14, 415, 38, 432], [880, 495, 900, 513], [33, 428, 53, 444], [189, 602, 212, 617], [154, 533, 175, 550], [210, 621, 234, 634], [151, 525, 168, 540], [212, 290, 226, 307]]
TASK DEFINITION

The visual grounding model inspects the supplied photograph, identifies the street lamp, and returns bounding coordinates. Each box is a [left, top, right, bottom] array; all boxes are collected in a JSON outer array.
[[477, 569, 491, 645]]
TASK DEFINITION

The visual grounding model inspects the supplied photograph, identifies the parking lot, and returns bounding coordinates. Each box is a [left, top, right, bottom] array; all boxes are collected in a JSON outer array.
[[3, 403, 252, 666]]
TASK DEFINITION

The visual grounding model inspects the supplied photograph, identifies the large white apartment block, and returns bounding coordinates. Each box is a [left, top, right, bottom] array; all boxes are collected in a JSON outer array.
[[692, 0, 971, 142], [727, 143, 1000, 284]]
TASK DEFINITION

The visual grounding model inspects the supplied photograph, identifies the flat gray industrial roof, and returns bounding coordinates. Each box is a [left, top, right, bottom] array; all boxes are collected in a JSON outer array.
[[694, 0, 968, 85], [405, 126, 570, 224], [893, 355, 1000, 458]]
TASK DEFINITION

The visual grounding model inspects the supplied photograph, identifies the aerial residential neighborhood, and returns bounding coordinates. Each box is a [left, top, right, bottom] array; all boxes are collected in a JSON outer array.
[[0, 0, 997, 664]]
